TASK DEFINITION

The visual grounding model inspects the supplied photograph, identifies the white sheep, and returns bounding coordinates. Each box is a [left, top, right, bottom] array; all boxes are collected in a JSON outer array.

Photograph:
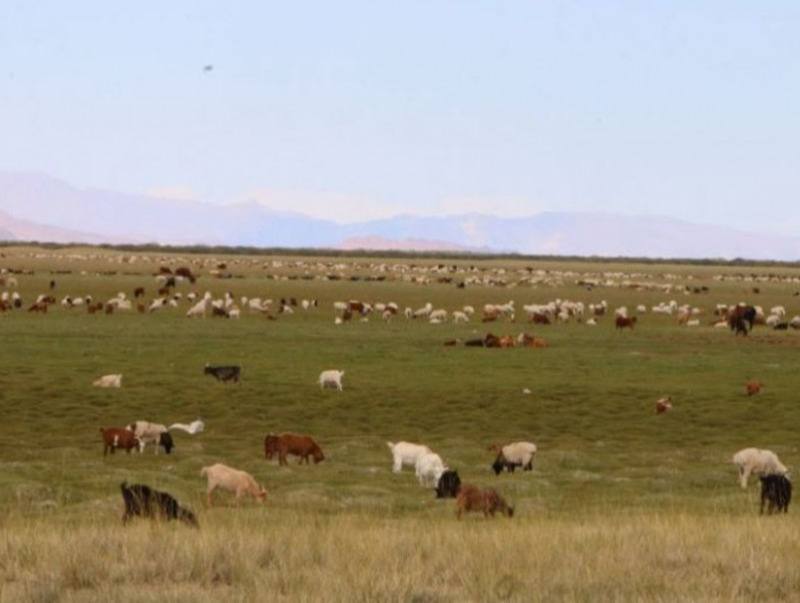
[[319, 369, 345, 391], [732, 447, 789, 488], [415, 451, 447, 488], [387, 441, 432, 473], [490, 441, 537, 474]]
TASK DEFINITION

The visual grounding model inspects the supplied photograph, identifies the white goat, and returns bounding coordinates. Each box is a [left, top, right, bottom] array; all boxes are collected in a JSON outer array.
[[387, 441, 432, 473]]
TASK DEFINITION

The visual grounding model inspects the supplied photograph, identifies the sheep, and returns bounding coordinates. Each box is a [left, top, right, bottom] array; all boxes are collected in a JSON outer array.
[[200, 463, 267, 506], [733, 447, 788, 488], [387, 441, 432, 473], [456, 484, 513, 519], [415, 451, 447, 488], [490, 441, 537, 475], [319, 369, 345, 391]]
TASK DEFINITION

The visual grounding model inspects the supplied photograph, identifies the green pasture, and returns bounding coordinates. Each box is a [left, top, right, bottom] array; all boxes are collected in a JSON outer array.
[[1, 246, 798, 517], [2, 246, 800, 600]]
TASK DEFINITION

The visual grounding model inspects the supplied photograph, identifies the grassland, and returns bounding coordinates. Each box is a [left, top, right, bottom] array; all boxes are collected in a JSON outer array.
[[2, 246, 800, 601]]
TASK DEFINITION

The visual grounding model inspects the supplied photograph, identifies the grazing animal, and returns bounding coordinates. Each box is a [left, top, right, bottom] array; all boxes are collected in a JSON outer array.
[[490, 441, 537, 474], [93, 374, 122, 388], [615, 315, 637, 330], [318, 369, 345, 391], [517, 333, 548, 348], [127, 421, 173, 454], [415, 451, 447, 488], [728, 304, 757, 335], [203, 364, 242, 383], [655, 396, 672, 414], [746, 381, 763, 396], [435, 469, 462, 499], [120, 482, 198, 527], [100, 427, 140, 456], [456, 484, 513, 519], [267, 433, 325, 465], [387, 441, 432, 473], [733, 447, 789, 488], [760, 474, 792, 514], [200, 463, 267, 506]]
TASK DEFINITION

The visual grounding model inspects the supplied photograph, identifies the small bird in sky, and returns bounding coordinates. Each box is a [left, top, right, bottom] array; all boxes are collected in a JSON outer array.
[[203, 65, 213, 72]]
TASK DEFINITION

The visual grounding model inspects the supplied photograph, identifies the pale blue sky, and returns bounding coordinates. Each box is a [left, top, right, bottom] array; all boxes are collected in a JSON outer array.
[[2, 2, 798, 233]]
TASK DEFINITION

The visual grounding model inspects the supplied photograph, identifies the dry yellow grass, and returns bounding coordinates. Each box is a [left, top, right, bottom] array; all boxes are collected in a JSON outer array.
[[2, 508, 800, 602]]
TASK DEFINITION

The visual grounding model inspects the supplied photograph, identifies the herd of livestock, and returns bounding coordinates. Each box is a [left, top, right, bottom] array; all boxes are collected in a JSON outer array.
[[3, 254, 799, 527]]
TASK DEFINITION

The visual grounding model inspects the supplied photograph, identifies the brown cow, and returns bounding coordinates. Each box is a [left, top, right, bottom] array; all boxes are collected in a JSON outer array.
[[267, 433, 325, 465], [456, 484, 513, 519], [100, 427, 140, 456], [517, 333, 548, 348]]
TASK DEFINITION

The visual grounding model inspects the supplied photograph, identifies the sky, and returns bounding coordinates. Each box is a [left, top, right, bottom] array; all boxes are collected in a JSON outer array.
[[1, 2, 799, 234]]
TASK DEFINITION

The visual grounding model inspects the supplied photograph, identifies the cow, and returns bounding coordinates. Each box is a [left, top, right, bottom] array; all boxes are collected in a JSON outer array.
[[100, 427, 140, 456], [120, 482, 198, 527], [435, 469, 462, 499], [200, 463, 267, 506], [456, 484, 513, 519], [728, 304, 757, 335], [655, 396, 673, 414], [760, 474, 792, 515], [267, 433, 325, 465], [746, 381, 763, 396], [204, 364, 241, 383]]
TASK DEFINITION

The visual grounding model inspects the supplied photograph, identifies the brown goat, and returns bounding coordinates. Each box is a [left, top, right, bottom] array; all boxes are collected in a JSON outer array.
[[267, 433, 325, 465], [456, 484, 514, 519]]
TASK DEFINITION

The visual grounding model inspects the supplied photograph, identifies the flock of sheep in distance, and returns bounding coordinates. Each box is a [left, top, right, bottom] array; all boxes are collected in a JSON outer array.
[[2, 251, 799, 525]]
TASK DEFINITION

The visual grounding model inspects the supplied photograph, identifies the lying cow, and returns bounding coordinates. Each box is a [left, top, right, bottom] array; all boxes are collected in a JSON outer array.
[[200, 463, 267, 506], [100, 427, 140, 456], [120, 482, 198, 527], [204, 364, 242, 383]]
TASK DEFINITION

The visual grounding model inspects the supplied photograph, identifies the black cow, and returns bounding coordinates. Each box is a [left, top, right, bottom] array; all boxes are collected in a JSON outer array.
[[728, 305, 757, 335], [435, 469, 462, 499], [760, 474, 792, 515], [120, 482, 199, 527], [204, 364, 241, 383]]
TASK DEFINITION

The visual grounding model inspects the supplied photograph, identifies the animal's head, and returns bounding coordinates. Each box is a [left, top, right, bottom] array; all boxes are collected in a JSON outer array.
[[160, 432, 174, 454], [491, 457, 504, 475], [257, 488, 267, 502], [312, 446, 325, 463], [505, 506, 515, 518], [178, 508, 199, 528]]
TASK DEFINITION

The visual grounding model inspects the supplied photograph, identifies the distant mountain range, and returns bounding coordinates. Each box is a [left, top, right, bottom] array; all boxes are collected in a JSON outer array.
[[0, 171, 798, 261]]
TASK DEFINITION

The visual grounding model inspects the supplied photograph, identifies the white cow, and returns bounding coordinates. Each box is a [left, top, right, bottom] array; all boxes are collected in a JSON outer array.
[[319, 369, 345, 391], [387, 441, 432, 473], [733, 447, 789, 488]]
